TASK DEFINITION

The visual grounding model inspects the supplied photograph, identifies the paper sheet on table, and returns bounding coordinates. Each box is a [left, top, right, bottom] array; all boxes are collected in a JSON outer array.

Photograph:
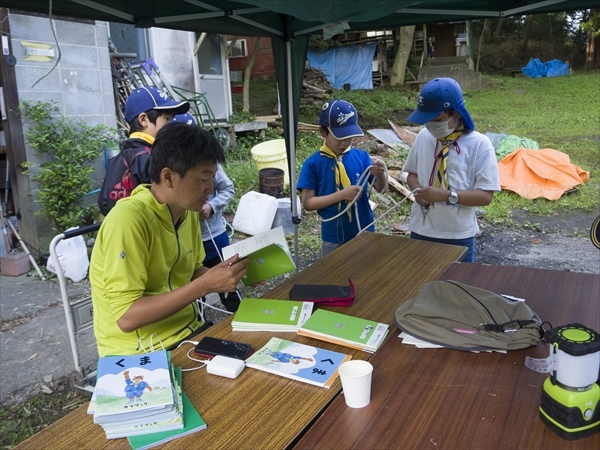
[[398, 332, 506, 354]]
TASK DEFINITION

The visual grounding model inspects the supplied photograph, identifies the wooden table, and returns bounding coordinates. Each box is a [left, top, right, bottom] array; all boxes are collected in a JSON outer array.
[[14, 233, 465, 449], [294, 263, 600, 450]]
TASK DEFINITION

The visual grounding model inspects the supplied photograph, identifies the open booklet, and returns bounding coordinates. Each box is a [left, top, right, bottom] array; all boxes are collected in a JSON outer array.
[[245, 337, 351, 388], [222, 226, 296, 285]]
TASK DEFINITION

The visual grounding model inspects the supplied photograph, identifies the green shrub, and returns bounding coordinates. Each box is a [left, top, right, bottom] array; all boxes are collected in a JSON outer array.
[[20, 101, 117, 231]]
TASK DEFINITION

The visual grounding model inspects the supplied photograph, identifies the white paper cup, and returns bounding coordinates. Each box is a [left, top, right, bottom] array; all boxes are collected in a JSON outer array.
[[338, 360, 373, 408]]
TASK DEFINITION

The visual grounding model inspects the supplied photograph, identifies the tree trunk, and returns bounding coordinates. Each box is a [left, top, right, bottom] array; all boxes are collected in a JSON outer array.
[[483, 19, 494, 44], [243, 37, 262, 112], [585, 9, 599, 68], [390, 26, 415, 86], [224, 36, 238, 59], [476, 19, 487, 73], [493, 17, 505, 42], [586, 32, 600, 67], [521, 15, 535, 53]]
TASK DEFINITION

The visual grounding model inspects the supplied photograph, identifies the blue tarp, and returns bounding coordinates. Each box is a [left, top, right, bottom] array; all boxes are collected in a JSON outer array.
[[307, 42, 377, 90], [521, 58, 570, 78]]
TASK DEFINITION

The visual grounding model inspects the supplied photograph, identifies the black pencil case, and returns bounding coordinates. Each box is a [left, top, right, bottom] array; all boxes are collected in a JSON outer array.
[[288, 279, 355, 306]]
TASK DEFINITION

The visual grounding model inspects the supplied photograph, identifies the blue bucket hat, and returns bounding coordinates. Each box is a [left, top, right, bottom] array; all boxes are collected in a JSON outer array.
[[408, 78, 475, 131], [124, 86, 190, 123], [171, 112, 197, 125], [319, 99, 364, 140]]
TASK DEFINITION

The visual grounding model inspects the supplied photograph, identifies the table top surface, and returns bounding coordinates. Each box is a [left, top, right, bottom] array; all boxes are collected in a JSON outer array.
[[294, 263, 600, 450], [15, 233, 465, 450]]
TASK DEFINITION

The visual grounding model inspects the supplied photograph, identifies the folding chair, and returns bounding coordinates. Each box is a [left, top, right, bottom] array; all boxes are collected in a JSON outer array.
[[49, 223, 101, 394]]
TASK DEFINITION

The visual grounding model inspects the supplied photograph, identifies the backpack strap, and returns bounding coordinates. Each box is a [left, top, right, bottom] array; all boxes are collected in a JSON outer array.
[[123, 148, 151, 168]]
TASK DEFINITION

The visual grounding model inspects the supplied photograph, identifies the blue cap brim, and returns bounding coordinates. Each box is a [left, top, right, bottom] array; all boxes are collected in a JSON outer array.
[[408, 102, 475, 131], [329, 124, 364, 140], [407, 108, 442, 125]]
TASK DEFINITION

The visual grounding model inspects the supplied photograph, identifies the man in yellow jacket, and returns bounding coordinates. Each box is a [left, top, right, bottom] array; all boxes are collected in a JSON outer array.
[[91, 123, 248, 356]]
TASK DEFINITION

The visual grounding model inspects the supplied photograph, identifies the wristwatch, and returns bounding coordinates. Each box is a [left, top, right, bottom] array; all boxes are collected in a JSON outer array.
[[447, 190, 459, 205]]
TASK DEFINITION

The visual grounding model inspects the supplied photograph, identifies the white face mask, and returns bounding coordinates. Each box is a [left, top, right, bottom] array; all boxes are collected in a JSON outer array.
[[425, 116, 456, 139]]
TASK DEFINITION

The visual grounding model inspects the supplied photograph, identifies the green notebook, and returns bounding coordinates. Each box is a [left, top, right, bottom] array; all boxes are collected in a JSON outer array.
[[127, 391, 206, 450], [221, 226, 296, 285], [232, 298, 314, 331], [298, 309, 390, 352]]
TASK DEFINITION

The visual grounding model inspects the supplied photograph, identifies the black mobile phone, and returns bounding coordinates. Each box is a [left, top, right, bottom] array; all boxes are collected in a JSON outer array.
[[193, 336, 253, 360]]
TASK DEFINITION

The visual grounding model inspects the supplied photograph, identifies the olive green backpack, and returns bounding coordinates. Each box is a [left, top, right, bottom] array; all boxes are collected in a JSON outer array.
[[394, 280, 544, 351]]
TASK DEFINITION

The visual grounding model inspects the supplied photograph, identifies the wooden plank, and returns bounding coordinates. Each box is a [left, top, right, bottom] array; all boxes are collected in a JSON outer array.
[[388, 177, 414, 201], [254, 115, 281, 123], [233, 121, 268, 132]]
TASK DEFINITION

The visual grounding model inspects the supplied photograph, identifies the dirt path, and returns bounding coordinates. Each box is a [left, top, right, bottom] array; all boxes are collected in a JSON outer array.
[[475, 209, 600, 274]]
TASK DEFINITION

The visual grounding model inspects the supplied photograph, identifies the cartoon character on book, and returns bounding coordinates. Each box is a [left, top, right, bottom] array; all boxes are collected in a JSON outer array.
[[268, 350, 314, 365], [123, 370, 153, 403]]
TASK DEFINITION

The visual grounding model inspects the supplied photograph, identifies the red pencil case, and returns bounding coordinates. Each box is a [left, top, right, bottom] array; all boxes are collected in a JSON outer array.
[[288, 279, 355, 306]]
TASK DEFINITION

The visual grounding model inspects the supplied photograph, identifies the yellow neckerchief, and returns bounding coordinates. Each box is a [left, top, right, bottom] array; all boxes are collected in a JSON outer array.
[[129, 132, 155, 145], [320, 142, 352, 220], [434, 123, 465, 189]]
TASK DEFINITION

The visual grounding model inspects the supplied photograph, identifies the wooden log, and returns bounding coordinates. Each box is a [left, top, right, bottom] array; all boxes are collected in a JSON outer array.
[[254, 115, 281, 123], [388, 120, 417, 147], [388, 177, 415, 202], [302, 82, 327, 93]]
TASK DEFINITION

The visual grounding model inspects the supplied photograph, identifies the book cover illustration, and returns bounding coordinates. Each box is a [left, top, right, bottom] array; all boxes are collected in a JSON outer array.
[[221, 226, 296, 286], [298, 309, 390, 352], [245, 337, 351, 388], [94, 351, 175, 419], [232, 298, 313, 331], [103, 367, 184, 439]]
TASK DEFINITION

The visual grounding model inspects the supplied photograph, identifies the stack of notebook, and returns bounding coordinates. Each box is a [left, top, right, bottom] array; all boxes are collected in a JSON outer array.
[[298, 309, 389, 352], [88, 350, 206, 448], [232, 298, 313, 332]]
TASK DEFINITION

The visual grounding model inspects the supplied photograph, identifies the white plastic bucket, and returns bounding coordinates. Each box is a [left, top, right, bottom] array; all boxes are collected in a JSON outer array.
[[251, 139, 289, 187]]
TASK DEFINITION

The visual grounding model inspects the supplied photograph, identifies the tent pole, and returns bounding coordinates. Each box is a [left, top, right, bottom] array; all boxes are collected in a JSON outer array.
[[285, 39, 300, 269]]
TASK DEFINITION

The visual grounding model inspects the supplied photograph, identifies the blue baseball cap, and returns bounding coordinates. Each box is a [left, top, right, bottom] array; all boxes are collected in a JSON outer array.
[[124, 86, 190, 123], [319, 99, 364, 140], [171, 112, 197, 125], [408, 78, 475, 131]]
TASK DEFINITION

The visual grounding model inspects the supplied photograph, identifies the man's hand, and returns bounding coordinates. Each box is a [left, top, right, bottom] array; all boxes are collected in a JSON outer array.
[[198, 255, 250, 293]]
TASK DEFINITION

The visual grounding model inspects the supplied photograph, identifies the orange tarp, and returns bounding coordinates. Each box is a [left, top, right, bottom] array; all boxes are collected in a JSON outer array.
[[498, 148, 589, 200]]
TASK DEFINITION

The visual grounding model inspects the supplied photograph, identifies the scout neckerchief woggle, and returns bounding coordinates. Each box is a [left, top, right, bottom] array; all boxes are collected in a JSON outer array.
[[431, 122, 465, 189], [320, 142, 353, 221]]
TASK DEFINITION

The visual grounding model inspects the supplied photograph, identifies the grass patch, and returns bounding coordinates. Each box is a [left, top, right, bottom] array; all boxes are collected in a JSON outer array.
[[464, 72, 600, 224], [239, 72, 599, 229], [0, 378, 89, 448]]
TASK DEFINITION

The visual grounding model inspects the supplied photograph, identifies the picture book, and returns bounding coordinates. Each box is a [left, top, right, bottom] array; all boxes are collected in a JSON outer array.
[[244, 337, 351, 388], [103, 367, 184, 439], [298, 309, 390, 352], [221, 226, 296, 285], [232, 298, 314, 331], [127, 391, 207, 450], [93, 350, 176, 421]]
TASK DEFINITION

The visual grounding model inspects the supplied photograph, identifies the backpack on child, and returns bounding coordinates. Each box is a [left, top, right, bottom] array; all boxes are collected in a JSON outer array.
[[98, 148, 150, 216]]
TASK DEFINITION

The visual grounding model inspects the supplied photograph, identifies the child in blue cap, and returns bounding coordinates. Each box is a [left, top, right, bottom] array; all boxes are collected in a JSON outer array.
[[98, 86, 189, 215], [404, 77, 500, 262], [297, 99, 388, 257]]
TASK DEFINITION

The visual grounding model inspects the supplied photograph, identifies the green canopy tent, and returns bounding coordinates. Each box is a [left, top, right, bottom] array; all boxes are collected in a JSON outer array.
[[4, 0, 596, 261]]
